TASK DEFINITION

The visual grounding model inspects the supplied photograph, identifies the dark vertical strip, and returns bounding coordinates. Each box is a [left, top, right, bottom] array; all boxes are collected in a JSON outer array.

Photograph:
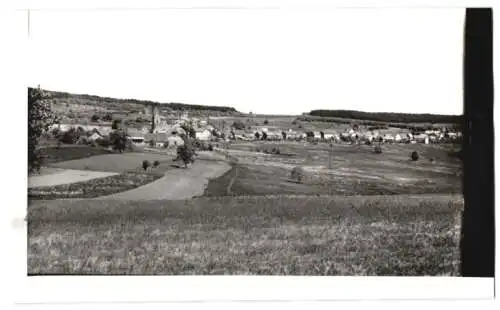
[[460, 8, 494, 278]]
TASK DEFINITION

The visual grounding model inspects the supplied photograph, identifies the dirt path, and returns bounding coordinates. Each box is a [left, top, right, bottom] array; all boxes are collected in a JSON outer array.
[[94, 160, 231, 201], [28, 169, 119, 188]]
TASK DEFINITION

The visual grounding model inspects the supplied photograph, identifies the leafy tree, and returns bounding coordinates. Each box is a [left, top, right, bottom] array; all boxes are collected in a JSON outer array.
[[263, 119, 269, 125], [282, 131, 287, 140], [261, 132, 268, 140], [181, 122, 196, 139], [28, 87, 59, 173], [254, 132, 261, 140], [153, 160, 160, 168], [91, 114, 100, 122], [176, 139, 196, 168], [109, 130, 128, 152], [320, 131, 325, 140]]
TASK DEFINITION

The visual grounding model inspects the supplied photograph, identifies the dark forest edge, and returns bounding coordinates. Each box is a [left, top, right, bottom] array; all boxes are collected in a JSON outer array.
[[307, 109, 462, 124]]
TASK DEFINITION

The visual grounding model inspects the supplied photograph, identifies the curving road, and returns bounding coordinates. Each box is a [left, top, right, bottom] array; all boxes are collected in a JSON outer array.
[[94, 160, 231, 201]]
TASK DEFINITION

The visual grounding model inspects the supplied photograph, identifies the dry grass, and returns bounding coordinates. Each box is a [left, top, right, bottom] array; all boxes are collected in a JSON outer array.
[[28, 195, 462, 275], [204, 142, 462, 197], [28, 172, 163, 200]]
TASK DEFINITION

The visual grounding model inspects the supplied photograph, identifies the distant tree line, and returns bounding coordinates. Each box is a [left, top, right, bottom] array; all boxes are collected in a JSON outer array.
[[297, 115, 461, 132], [34, 88, 239, 114], [308, 109, 462, 124]]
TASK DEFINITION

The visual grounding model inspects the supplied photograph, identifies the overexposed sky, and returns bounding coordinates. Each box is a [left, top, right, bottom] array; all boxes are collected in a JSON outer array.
[[27, 8, 465, 115]]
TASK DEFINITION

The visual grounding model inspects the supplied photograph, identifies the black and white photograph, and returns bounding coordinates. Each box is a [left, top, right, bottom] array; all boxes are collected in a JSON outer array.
[[7, 0, 496, 305]]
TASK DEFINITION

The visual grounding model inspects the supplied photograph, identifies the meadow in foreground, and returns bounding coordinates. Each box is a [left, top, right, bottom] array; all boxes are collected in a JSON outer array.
[[28, 194, 462, 275]]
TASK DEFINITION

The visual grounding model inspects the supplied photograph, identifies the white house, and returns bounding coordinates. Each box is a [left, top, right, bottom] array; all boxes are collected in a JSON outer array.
[[195, 129, 212, 141], [127, 136, 146, 146], [324, 133, 334, 140], [414, 133, 429, 143], [383, 134, 395, 143]]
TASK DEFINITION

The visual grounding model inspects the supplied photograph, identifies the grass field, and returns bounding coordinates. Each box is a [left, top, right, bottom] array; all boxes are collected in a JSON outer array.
[[28, 121, 463, 275], [205, 142, 462, 197], [28, 194, 462, 275], [49, 152, 177, 173], [39, 146, 114, 165]]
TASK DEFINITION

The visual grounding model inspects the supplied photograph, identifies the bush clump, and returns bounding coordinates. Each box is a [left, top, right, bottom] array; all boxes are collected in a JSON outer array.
[[411, 151, 419, 161], [291, 166, 306, 183], [142, 160, 151, 171]]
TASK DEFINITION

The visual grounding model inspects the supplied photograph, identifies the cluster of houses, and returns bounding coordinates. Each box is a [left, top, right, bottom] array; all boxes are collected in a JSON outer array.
[[50, 115, 462, 149], [232, 127, 462, 145]]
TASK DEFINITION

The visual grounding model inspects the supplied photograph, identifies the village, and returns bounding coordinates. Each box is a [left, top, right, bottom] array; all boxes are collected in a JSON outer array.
[[48, 109, 463, 151]]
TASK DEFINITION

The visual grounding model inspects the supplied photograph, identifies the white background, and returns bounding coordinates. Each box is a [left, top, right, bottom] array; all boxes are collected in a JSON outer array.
[[0, 0, 498, 309]]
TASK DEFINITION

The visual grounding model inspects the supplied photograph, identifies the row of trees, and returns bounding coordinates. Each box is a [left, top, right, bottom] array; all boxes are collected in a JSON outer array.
[[308, 109, 462, 124], [40, 88, 239, 114]]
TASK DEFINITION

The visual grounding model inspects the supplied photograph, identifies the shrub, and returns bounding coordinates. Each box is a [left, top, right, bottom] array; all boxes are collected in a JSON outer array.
[[374, 145, 382, 154], [91, 114, 100, 122], [153, 160, 160, 168], [263, 119, 269, 125], [261, 132, 268, 140], [77, 136, 88, 145], [111, 119, 121, 130], [96, 137, 111, 148], [207, 143, 214, 151], [254, 132, 261, 140], [232, 121, 246, 130], [102, 113, 113, 121], [291, 166, 305, 183], [142, 160, 151, 171], [411, 151, 419, 161], [59, 127, 80, 144]]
